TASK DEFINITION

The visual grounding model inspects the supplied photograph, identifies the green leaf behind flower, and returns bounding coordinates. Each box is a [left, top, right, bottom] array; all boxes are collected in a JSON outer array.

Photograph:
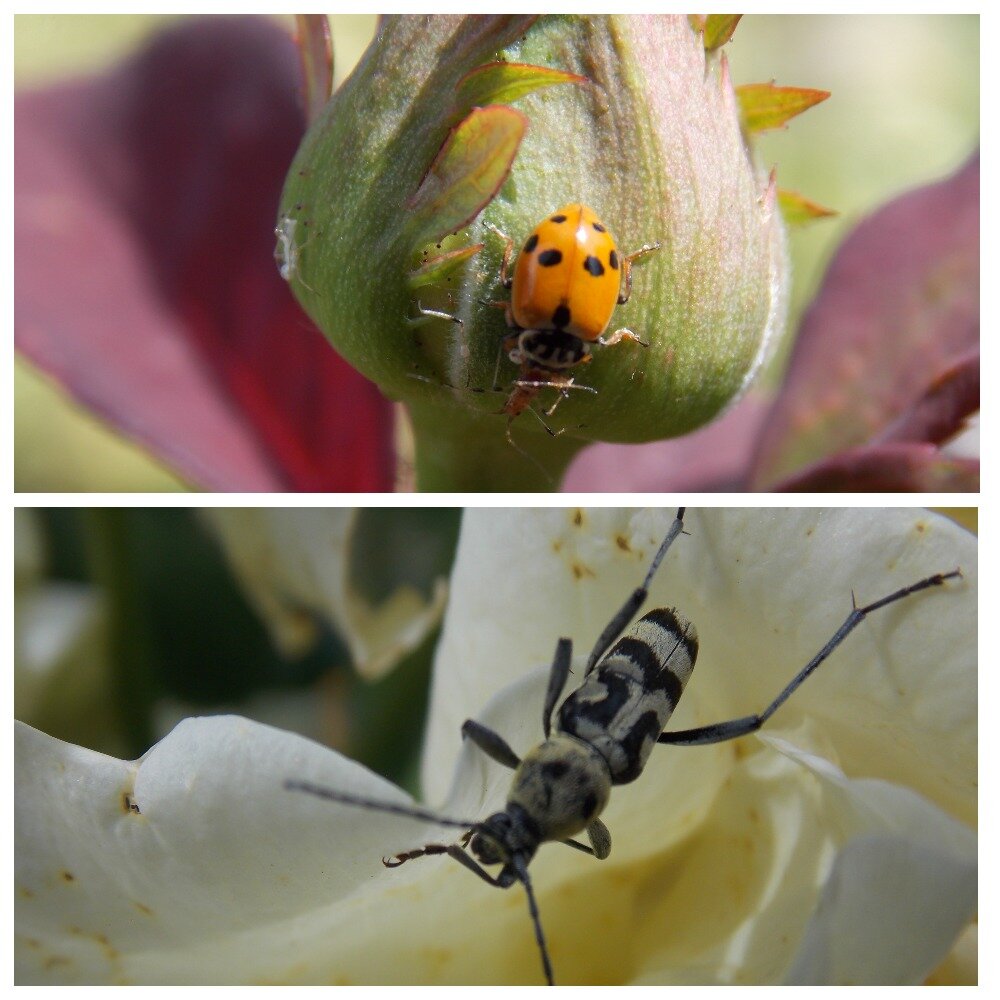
[[737, 82, 830, 133]]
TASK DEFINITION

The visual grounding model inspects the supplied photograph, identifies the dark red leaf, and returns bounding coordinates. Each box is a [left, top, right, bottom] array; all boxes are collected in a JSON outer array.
[[562, 391, 771, 491], [294, 14, 334, 126], [773, 442, 978, 492], [16, 16, 394, 492], [872, 349, 978, 446], [750, 151, 979, 489]]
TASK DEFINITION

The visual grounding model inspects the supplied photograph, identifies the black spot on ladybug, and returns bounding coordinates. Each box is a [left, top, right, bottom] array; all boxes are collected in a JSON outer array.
[[552, 304, 571, 328], [609, 249, 620, 270], [583, 255, 605, 277], [592, 222, 606, 232], [523, 234, 539, 254], [550, 214, 568, 223], [538, 249, 563, 267]]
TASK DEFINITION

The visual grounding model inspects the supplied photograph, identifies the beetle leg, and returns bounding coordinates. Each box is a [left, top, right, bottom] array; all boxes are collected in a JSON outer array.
[[542, 638, 573, 738], [599, 327, 647, 348], [383, 842, 455, 867], [557, 819, 611, 860], [617, 241, 661, 305], [657, 570, 962, 746], [484, 223, 516, 289], [406, 300, 464, 329], [462, 719, 521, 769]]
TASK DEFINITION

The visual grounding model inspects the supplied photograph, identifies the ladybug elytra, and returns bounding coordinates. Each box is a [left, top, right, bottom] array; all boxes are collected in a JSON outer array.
[[485, 204, 660, 436]]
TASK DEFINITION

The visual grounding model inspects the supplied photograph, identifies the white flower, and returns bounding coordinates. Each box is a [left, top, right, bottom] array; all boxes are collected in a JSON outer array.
[[15, 509, 976, 985], [201, 508, 447, 679]]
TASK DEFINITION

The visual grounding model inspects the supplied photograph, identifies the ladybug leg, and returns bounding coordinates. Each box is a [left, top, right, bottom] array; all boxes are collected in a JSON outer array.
[[484, 223, 516, 289], [513, 402, 563, 439], [407, 300, 464, 330], [509, 376, 597, 421], [617, 241, 662, 305], [479, 298, 518, 329], [542, 389, 571, 419], [538, 375, 598, 418], [600, 327, 648, 349]]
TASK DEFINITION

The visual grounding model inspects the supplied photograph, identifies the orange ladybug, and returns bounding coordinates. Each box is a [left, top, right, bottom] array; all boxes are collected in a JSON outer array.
[[485, 204, 659, 435]]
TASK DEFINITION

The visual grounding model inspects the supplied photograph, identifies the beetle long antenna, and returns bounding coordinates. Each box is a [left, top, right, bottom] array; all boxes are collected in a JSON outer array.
[[513, 853, 554, 986], [283, 779, 479, 830]]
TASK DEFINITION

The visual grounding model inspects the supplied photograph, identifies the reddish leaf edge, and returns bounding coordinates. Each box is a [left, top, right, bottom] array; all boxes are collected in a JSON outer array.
[[871, 349, 979, 447], [774, 442, 978, 493]]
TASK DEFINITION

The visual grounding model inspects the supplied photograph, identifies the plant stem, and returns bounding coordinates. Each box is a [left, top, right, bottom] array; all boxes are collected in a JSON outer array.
[[407, 399, 584, 491], [82, 509, 157, 756]]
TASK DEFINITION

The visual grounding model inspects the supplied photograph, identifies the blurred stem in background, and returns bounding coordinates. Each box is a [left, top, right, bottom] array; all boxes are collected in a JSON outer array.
[[81, 509, 159, 754]]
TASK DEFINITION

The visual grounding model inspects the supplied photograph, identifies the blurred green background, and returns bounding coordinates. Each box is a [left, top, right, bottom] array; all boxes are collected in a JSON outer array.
[[14, 15, 980, 491], [15, 507, 462, 792]]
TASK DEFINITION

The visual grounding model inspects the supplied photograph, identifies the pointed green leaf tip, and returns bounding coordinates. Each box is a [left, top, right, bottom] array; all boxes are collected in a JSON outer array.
[[778, 189, 838, 226], [737, 82, 831, 133], [408, 243, 484, 288], [455, 62, 590, 115], [695, 15, 743, 51], [407, 105, 527, 246]]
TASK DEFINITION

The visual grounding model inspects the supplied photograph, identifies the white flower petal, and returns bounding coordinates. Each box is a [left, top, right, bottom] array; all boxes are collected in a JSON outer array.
[[15, 716, 451, 984], [202, 509, 447, 680], [766, 736, 976, 985], [631, 739, 975, 985], [674, 509, 976, 826]]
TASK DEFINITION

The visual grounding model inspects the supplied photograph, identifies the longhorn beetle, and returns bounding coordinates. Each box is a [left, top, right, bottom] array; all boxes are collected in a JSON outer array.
[[285, 509, 961, 985]]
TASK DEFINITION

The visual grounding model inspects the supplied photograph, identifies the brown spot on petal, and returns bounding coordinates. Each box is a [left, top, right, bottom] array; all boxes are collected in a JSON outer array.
[[59, 870, 76, 884]]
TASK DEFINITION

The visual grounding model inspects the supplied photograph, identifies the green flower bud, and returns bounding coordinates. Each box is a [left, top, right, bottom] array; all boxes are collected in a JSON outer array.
[[279, 15, 788, 490]]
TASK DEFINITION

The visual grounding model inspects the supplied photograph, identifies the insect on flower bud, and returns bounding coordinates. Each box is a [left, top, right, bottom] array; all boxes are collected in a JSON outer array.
[[278, 16, 788, 488]]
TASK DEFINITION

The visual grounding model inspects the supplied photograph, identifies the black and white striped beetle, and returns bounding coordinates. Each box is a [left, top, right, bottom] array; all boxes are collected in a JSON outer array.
[[285, 509, 960, 985]]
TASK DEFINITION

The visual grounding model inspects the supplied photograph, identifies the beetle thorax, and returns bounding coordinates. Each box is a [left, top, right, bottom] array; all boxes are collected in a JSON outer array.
[[507, 736, 612, 844]]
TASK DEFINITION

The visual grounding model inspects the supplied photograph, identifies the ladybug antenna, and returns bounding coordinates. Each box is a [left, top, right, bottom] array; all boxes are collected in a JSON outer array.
[[283, 779, 480, 830], [512, 853, 554, 986]]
